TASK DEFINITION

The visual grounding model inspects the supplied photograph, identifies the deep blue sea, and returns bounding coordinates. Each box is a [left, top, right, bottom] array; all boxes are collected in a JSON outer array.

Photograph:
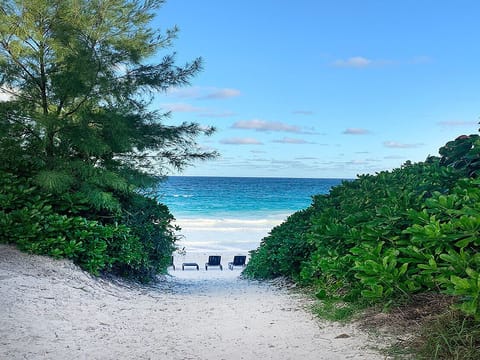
[[156, 177, 344, 252]]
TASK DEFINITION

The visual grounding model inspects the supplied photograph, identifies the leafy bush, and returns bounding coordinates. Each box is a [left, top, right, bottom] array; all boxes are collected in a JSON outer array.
[[245, 131, 480, 321], [244, 207, 315, 279], [299, 161, 459, 301], [439, 134, 480, 177], [404, 179, 480, 318], [116, 192, 178, 280], [0, 171, 176, 281]]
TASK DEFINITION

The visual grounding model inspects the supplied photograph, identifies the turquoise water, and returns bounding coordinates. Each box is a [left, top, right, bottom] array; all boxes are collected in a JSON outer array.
[[157, 176, 343, 218], [156, 176, 344, 252]]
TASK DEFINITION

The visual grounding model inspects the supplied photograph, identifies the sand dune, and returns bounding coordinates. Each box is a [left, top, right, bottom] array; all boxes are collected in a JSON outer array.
[[0, 245, 387, 359]]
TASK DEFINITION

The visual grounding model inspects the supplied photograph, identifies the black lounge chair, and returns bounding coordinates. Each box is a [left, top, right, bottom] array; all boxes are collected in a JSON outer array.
[[182, 262, 199, 270], [205, 255, 223, 270], [228, 255, 246, 270]]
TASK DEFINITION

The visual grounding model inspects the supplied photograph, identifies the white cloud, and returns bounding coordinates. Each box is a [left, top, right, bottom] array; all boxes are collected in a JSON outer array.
[[220, 137, 263, 145], [232, 119, 302, 133], [384, 155, 406, 159], [247, 157, 271, 162], [347, 159, 369, 165], [161, 103, 235, 117], [165, 87, 201, 98], [333, 55, 432, 68], [166, 86, 241, 100], [161, 103, 207, 113], [295, 157, 318, 160], [342, 128, 370, 135], [200, 88, 241, 100], [383, 141, 423, 148], [272, 137, 313, 144], [333, 56, 372, 68]]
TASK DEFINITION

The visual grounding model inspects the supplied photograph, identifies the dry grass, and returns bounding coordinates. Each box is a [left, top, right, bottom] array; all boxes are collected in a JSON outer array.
[[357, 293, 459, 359]]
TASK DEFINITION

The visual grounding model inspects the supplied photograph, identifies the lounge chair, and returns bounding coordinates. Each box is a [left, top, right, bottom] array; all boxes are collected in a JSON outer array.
[[205, 255, 223, 270], [182, 262, 199, 270], [228, 255, 246, 270]]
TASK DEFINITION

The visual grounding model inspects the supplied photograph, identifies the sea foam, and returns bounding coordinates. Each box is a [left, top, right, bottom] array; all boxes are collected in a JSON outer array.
[[173, 216, 287, 252]]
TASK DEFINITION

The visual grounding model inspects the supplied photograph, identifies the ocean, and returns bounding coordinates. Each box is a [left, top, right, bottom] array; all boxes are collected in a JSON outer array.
[[156, 176, 344, 252]]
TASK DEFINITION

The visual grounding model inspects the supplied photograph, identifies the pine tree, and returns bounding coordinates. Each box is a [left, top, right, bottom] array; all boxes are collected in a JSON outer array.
[[0, 0, 216, 211], [0, 0, 217, 280]]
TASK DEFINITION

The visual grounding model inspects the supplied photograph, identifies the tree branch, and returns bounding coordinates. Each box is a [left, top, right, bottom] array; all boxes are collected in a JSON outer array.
[[0, 40, 42, 89]]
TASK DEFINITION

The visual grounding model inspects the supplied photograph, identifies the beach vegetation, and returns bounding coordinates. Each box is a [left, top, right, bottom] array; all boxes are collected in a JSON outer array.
[[244, 130, 480, 356], [0, 0, 215, 281], [415, 310, 480, 359]]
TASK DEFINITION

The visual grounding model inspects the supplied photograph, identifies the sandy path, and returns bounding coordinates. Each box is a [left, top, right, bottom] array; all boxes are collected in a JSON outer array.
[[0, 245, 386, 359]]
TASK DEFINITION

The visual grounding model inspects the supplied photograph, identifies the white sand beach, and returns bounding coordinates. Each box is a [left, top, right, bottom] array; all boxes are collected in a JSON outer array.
[[0, 245, 388, 359]]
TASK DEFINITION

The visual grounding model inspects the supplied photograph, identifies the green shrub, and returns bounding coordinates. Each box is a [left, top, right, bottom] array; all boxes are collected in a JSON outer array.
[[245, 133, 480, 318], [243, 207, 315, 279], [0, 171, 176, 281], [404, 179, 480, 319], [116, 192, 177, 280]]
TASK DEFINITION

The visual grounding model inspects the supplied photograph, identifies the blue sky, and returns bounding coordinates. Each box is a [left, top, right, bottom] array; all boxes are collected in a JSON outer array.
[[152, 0, 480, 178]]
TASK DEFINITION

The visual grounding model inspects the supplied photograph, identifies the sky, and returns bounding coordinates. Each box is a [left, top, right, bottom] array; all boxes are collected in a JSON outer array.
[[152, 0, 480, 179]]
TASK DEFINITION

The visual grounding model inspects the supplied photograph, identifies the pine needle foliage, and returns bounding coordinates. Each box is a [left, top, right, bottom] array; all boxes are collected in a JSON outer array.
[[0, 0, 217, 281]]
